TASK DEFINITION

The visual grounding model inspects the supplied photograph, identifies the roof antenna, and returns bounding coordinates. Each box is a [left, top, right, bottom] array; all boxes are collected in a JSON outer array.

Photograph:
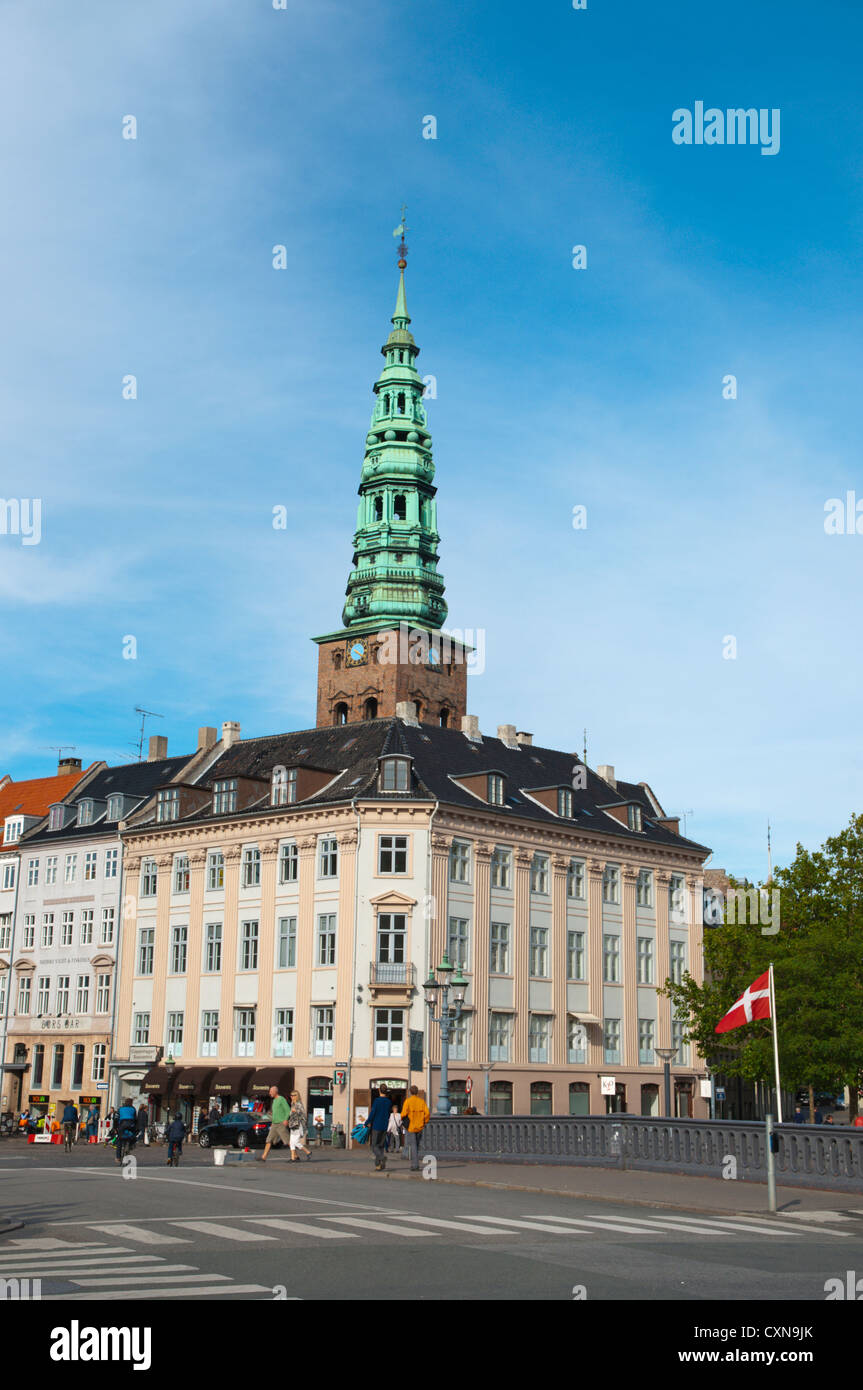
[[47, 745, 77, 764], [682, 809, 694, 838], [767, 819, 773, 884], [134, 707, 163, 762], [583, 728, 587, 764]]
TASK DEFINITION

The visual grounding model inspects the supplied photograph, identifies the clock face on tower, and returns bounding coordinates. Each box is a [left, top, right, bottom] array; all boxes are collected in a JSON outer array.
[[346, 639, 368, 667]]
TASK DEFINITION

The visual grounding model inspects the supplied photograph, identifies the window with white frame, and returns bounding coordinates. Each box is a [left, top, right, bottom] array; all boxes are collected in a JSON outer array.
[[277, 917, 297, 969], [528, 1014, 551, 1063], [671, 1015, 689, 1063], [273, 1008, 294, 1056], [0, 914, 10, 950], [491, 846, 511, 889], [4, 817, 23, 842], [235, 1009, 256, 1057], [489, 1012, 511, 1062], [603, 1017, 621, 1064], [670, 940, 686, 984], [447, 917, 469, 970], [567, 929, 585, 980], [0, 973, 6, 1020], [313, 1006, 334, 1056], [140, 859, 157, 896], [530, 853, 549, 894], [77, 801, 93, 827], [489, 922, 510, 974], [51, 1044, 64, 1089], [105, 847, 118, 879], [84, 851, 97, 881], [61, 911, 74, 946], [48, 806, 64, 832], [170, 925, 188, 974], [487, 773, 505, 806], [201, 1010, 219, 1056], [567, 1017, 588, 1063], [156, 789, 179, 823], [669, 874, 686, 924], [567, 859, 585, 899], [17, 976, 31, 1014], [204, 922, 222, 973], [106, 794, 123, 821], [133, 1012, 150, 1045], [374, 1008, 405, 1057], [41, 913, 54, 948], [64, 853, 77, 884], [27, 857, 39, 886], [380, 757, 410, 792], [36, 976, 50, 1013], [45, 855, 57, 884], [174, 855, 190, 893], [22, 915, 35, 950], [603, 934, 620, 983], [96, 974, 111, 1013], [137, 928, 154, 976], [318, 838, 338, 878], [558, 787, 574, 818], [166, 1012, 184, 1057], [378, 835, 408, 874], [449, 841, 470, 883], [627, 804, 643, 832], [1, 861, 15, 892], [638, 1017, 655, 1064], [530, 925, 549, 977], [602, 864, 621, 904], [271, 767, 297, 807], [449, 1012, 468, 1060], [91, 1044, 106, 1082], [636, 869, 653, 907], [278, 842, 298, 883], [316, 914, 336, 966], [75, 974, 90, 1014], [55, 976, 70, 1013], [240, 920, 259, 971], [207, 851, 224, 891], [637, 936, 654, 984], [242, 847, 261, 888], [100, 907, 115, 945], [213, 780, 237, 815]]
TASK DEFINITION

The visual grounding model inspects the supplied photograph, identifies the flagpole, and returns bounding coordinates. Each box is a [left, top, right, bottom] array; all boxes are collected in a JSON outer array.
[[768, 962, 783, 1124]]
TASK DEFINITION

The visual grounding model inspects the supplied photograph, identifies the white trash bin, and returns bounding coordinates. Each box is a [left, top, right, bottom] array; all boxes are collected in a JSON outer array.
[[213, 1147, 227, 1166]]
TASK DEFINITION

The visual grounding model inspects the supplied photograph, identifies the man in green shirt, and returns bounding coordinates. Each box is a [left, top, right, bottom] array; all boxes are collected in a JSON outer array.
[[260, 1086, 290, 1163]]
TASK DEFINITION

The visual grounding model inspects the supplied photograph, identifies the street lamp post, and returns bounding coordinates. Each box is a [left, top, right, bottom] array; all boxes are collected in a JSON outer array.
[[423, 954, 467, 1116], [656, 1046, 676, 1118]]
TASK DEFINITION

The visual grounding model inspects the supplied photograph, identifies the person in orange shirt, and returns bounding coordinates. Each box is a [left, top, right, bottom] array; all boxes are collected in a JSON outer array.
[[400, 1086, 430, 1171]]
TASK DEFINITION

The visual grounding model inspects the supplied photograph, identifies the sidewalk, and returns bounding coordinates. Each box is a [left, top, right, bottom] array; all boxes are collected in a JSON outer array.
[[306, 1148, 863, 1218]]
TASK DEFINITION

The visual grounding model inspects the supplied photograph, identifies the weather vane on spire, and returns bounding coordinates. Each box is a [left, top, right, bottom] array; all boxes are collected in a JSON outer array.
[[393, 204, 409, 269]]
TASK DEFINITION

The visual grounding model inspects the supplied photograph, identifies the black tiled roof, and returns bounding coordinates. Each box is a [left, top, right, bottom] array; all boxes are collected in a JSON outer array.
[[22, 754, 194, 845]]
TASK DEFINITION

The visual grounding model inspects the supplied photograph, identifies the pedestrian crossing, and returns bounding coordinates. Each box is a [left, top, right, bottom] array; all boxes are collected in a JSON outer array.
[[0, 1238, 273, 1300]]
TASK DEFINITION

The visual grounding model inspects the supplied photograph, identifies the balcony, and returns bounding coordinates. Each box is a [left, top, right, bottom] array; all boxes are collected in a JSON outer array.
[[369, 961, 416, 1000]]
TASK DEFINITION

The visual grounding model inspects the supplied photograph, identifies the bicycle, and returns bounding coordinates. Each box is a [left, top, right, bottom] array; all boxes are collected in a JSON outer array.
[[114, 1131, 137, 1164], [63, 1123, 75, 1154]]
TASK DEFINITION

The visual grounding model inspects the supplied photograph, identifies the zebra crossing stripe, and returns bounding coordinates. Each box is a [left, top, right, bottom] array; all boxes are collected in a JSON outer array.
[[321, 1217, 434, 1237], [245, 1218, 359, 1239], [69, 1272, 226, 1288], [171, 1221, 276, 1241], [44, 1284, 274, 1300], [508, 1214, 660, 1236], [458, 1215, 602, 1235], [88, 1223, 189, 1245]]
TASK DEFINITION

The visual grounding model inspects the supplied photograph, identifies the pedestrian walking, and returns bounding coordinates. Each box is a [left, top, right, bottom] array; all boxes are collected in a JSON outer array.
[[136, 1104, 148, 1142], [165, 1113, 186, 1166], [792, 1106, 805, 1124], [85, 1106, 99, 1141], [288, 1091, 312, 1161], [386, 1106, 404, 1155], [259, 1085, 291, 1163], [400, 1086, 430, 1171], [367, 1085, 393, 1171], [208, 1103, 220, 1126]]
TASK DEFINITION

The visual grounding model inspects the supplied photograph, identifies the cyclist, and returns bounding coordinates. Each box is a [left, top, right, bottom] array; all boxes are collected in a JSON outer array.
[[61, 1100, 79, 1153], [114, 1098, 138, 1163], [165, 1113, 186, 1166]]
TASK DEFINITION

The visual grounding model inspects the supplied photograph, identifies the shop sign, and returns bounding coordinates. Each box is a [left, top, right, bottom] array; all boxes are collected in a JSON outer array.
[[600, 1076, 617, 1096], [29, 1094, 49, 1104], [129, 1045, 161, 1062], [96, 1083, 108, 1090], [40, 1018, 84, 1031]]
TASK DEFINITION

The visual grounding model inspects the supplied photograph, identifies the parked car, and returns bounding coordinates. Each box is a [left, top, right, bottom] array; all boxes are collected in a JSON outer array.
[[197, 1111, 270, 1149]]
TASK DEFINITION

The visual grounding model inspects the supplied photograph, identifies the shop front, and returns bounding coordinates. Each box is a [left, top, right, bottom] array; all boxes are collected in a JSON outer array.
[[307, 1074, 335, 1138], [173, 1068, 218, 1133], [210, 1068, 255, 1114], [248, 1067, 295, 1115], [26, 1092, 51, 1133], [139, 1065, 185, 1122]]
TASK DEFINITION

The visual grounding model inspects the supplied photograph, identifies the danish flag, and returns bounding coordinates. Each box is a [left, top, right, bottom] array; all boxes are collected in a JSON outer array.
[[715, 969, 772, 1033]]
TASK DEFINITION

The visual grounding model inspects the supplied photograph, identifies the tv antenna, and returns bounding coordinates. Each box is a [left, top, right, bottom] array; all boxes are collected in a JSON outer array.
[[47, 745, 77, 763], [134, 707, 163, 761], [682, 809, 694, 838]]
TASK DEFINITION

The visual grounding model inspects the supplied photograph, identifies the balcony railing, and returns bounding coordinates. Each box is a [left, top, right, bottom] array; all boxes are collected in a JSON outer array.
[[369, 961, 416, 988]]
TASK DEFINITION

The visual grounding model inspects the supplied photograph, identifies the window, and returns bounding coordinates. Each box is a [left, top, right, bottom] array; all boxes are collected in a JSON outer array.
[[71, 1043, 85, 1089], [449, 841, 471, 883], [207, 851, 224, 891], [628, 804, 643, 832], [96, 974, 111, 1013], [156, 789, 179, 823], [374, 1008, 405, 1057], [271, 766, 298, 807], [45, 855, 57, 885], [602, 864, 621, 904], [51, 1044, 64, 1089], [92, 1044, 106, 1082], [603, 934, 620, 983], [41, 913, 54, 948], [31, 1043, 44, 1088], [170, 926, 188, 974], [531, 1081, 554, 1116], [489, 922, 510, 974], [313, 1006, 334, 1057], [380, 757, 410, 792], [100, 907, 115, 946], [48, 806, 64, 832], [204, 923, 222, 973], [530, 925, 549, 977], [1, 861, 15, 891], [61, 911, 74, 946], [636, 869, 653, 907], [137, 928, 154, 976], [27, 857, 39, 886], [489, 1079, 513, 1115], [528, 1014, 551, 1063], [240, 919, 259, 971], [75, 975, 90, 1013], [55, 976, 70, 1013], [567, 1017, 588, 1063], [375, 914, 406, 972], [558, 787, 573, 818], [669, 874, 686, 924], [637, 936, 654, 984], [0, 914, 10, 950], [84, 850, 98, 881], [105, 847, 118, 879], [277, 917, 297, 969], [447, 917, 469, 969], [318, 838, 338, 878], [236, 1009, 256, 1057], [213, 780, 237, 814], [133, 1013, 150, 1045], [242, 847, 261, 888], [174, 855, 190, 894], [334, 702, 348, 725], [140, 859, 157, 896], [22, 915, 35, 950], [17, 976, 31, 1014], [378, 835, 408, 874], [670, 940, 686, 984], [567, 930, 585, 980], [37, 976, 50, 1013], [603, 1018, 621, 1064], [273, 1008, 294, 1057], [530, 854, 549, 894], [77, 801, 93, 827], [64, 853, 77, 884], [449, 1013, 468, 1061], [489, 1013, 511, 1062], [166, 1012, 184, 1057], [672, 1015, 689, 1064], [491, 846, 511, 889], [106, 794, 123, 821], [274, 843, 298, 887], [638, 1018, 655, 1065], [201, 1011, 219, 1057], [316, 914, 336, 966], [488, 774, 505, 806]]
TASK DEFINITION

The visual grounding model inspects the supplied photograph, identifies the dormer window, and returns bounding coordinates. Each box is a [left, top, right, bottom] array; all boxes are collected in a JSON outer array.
[[627, 804, 643, 833], [48, 805, 64, 832], [156, 789, 179, 823], [488, 774, 505, 806], [77, 801, 93, 827], [213, 780, 237, 815], [558, 788, 574, 818], [106, 794, 123, 822], [272, 767, 298, 807], [4, 817, 23, 843], [380, 757, 410, 792]]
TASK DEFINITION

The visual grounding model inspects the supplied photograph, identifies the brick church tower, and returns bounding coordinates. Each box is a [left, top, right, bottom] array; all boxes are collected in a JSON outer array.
[[313, 226, 469, 728]]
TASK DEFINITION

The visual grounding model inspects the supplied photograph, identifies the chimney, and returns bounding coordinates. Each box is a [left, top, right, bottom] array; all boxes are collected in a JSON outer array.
[[515, 731, 533, 746], [395, 701, 419, 726], [197, 726, 218, 752], [461, 714, 481, 741], [597, 764, 616, 789], [221, 721, 241, 749], [497, 724, 518, 748], [58, 756, 82, 775], [148, 735, 168, 761]]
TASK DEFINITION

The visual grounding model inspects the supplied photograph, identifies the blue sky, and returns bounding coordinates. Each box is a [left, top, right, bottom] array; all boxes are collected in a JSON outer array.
[[1, 0, 861, 882]]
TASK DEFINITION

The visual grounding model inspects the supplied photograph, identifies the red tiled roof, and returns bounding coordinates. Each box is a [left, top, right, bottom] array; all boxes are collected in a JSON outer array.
[[0, 766, 96, 846]]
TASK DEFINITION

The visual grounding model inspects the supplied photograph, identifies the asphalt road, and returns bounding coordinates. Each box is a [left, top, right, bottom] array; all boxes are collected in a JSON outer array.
[[1, 1142, 861, 1302]]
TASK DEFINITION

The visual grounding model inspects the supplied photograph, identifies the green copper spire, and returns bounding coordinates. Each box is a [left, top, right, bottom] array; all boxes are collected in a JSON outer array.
[[340, 228, 447, 632]]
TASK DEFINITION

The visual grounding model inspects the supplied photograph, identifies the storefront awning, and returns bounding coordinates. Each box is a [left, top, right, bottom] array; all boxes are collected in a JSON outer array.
[[211, 1068, 254, 1096], [174, 1068, 218, 1097], [140, 1065, 184, 1096], [248, 1067, 295, 1096]]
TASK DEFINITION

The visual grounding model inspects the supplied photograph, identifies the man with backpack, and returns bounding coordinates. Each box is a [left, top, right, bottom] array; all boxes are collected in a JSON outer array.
[[166, 1113, 186, 1166]]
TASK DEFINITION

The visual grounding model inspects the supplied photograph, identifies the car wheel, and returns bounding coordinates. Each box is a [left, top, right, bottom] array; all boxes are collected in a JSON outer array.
[[234, 1132, 246, 1149], [198, 1131, 210, 1148]]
